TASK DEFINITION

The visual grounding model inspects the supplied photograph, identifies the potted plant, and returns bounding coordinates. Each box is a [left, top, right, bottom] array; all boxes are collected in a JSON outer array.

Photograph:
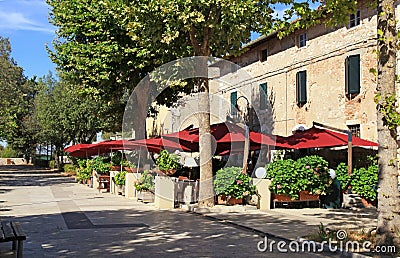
[[114, 171, 126, 195], [76, 159, 94, 186], [121, 160, 137, 172], [335, 157, 378, 207], [111, 152, 123, 171], [266, 155, 332, 201], [155, 150, 181, 176], [134, 171, 155, 202], [93, 156, 111, 175], [214, 167, 256, 205]]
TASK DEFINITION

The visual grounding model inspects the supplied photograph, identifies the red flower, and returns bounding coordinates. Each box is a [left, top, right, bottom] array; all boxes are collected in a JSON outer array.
[[237, 180, 242, 185]]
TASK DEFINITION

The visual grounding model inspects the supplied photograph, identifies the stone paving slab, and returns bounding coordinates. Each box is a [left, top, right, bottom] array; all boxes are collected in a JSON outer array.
[[0, 165, 373, 257]]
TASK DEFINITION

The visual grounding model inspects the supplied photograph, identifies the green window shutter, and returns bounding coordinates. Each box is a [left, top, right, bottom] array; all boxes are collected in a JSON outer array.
[[296, 71, 307, 105], [259, 83, 268, 109], [346, 55, 360, 94], [230, 91, 238, 115]]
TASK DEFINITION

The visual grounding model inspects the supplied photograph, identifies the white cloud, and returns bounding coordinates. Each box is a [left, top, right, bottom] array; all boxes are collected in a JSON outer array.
[[0, 10, 54, 33]]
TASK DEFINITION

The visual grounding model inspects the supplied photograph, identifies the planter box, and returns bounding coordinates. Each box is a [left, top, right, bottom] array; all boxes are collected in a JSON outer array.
[[110, 165, 122, 171], [138, 191, 154, 203], [273, 191, 319, 202], [217, 195, 243, 205]]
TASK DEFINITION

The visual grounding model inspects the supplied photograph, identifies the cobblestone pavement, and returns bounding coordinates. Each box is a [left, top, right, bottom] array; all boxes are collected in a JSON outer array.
[[0, 165, 369, 257]]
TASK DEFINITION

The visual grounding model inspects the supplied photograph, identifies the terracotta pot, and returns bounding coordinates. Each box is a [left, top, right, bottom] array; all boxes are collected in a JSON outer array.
[[110, 165, 122, 171], [217, 195, 227, 205], [227, 197, 243, 205], [217, 195, 243, 205], [273, 191, 319, 202], [124, 167, 138, 172], [361, 198, 377, 208], [161, 169, 177, 176]]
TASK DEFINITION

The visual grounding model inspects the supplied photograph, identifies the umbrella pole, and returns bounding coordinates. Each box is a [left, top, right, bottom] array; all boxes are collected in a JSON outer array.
[[347, 132, 353, 176], [242, 125, 250, 174]]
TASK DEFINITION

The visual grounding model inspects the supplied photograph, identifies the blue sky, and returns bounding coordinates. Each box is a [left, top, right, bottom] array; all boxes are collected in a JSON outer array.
[[0, 0, 56, 79]]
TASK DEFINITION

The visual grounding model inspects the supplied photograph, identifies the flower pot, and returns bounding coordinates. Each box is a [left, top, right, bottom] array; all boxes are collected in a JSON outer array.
[[161, 169, 177, 176], [361, 198, 377, 208], [110, 165, 122, 171], [273, 191, 319, 202], [299, 191, 320, 201], [125, 167, 138, 172], [227, 197, 243, 205], [217, 195, 227, 205], [217, 195, 242, 205]]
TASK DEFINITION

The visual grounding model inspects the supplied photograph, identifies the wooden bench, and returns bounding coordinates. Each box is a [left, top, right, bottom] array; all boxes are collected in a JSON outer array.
[[97, 175, 110, 192], [0, 221, 26, 258]]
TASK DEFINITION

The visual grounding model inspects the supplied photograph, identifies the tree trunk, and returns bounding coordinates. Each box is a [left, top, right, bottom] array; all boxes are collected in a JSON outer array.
[[376, 0, 400, 249], [197, 77, 214, 207]]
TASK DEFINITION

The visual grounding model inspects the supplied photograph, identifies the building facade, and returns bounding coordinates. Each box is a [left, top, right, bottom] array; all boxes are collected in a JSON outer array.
[[225, 0, 378, 140]]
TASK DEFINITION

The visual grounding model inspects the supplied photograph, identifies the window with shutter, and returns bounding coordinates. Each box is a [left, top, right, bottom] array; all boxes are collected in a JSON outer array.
[[296, 71, 307, 106], [345, 55, 360, 95], [260, 83, 268, 110], [230, 91, 238, 115]]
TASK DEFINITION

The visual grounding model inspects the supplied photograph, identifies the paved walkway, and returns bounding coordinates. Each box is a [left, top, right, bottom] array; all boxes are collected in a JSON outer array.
[[0, 165, 377, 257]]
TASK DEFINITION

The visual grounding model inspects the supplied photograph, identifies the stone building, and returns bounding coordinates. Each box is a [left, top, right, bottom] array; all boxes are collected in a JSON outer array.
[[225, 1, 378, 140], [148, 1, 385, 144]]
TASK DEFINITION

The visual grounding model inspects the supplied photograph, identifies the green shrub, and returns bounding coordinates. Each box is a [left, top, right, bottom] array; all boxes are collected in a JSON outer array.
[[134, 171, 154, 192], [76, 159, 93, 181], [335, 157, 378, 201], [114, 171, 126, 185], [93, 156, 111, 174], [63, 164, 77, 174], [49, 160, 56, 169], [155, 150, 180, 173], [0, 147, 19, 158], [266, 155, 332, 199], [335, 162, 350, 190], [214, 167, 256, 199], [351, 164, 378, 201], [111, 152, 122, 166]]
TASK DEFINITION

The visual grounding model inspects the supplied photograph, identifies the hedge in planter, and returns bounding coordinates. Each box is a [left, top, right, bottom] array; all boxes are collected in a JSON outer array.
[[335, 159, 378, 201], [214, 167, 256, 199], [134, 171, 155, 192], [76, 159, 93, 182], [266, 155, 332, 200], [114, 171, 126, 186], [93, 156, 111, 175], [155, 150, 180, 175]]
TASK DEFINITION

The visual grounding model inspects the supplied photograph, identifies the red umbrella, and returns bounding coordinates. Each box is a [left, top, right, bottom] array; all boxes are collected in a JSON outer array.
[[64, 143, 92, 153], [64, 143, 100, 158], [162, 122, 288, 154], [128, 137, 191, 153], [283, 126, 378, 149]]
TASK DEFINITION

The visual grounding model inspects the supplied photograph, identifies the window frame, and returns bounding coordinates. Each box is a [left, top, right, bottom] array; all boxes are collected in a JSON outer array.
[[345, 54, 361, 95], [259, 82, 268, 110], [349, 10, 361, 28], [230, 91, 238, 116], [299, 33, 307, 48], [296, 70, 307, 106], [260, 49, 268, 62], [348, 124, 361, 138]]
